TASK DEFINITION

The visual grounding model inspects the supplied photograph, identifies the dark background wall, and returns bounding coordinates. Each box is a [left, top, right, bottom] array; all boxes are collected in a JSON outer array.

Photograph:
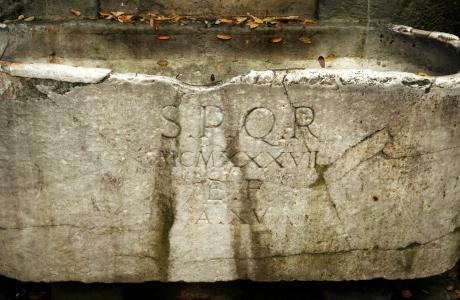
[[0, 0, 459, 35]]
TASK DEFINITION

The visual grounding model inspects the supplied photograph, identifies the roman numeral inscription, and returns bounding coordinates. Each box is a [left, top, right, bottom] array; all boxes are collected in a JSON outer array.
[[157, 103, 318, 225]]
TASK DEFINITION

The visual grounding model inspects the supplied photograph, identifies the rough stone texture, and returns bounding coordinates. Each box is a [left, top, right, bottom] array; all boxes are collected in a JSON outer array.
[[0, 0, 99, 19], [0, 64, 459, 282], [99, 0, 318, 17], [319, 0, 460, 36]]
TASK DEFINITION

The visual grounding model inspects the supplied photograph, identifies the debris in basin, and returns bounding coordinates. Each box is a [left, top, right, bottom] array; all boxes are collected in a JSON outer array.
[[318, 56, 326, 68], [416, 72, 431, 77], [271, 36, 283, 43], [157, 59, 169, 67], [70, 9, 81, 17], [298, 36, 312, 44], [235, 17, 247, 24], [24, 16, 35, 22], [157, 34, 171, 40], [17, 15, 25, 20], [326, 54, 337, 62], [217, 33, 232, 40], [215, 18, 233, 25]]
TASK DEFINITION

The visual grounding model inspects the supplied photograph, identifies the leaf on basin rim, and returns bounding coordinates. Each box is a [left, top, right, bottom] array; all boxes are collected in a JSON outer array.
[[299, 36, 312, 44], [416, 71, 430, 77], [247, 21, 259, 29], [17, 15, 25, 20], [326, 54, 337, 61], [274, 16, 299, 21], [171, 15, 183, 23], [70, 9, 81, 17], [117, 15, 134, 23], [157, 34, 171, 40], [215, 18, 233, 25], [158, 59, 169, 67], [24, 16, 35, 22], [111, 11, 125, 17], [250, 15, 264, 24], [271, 36, 283, 43], [234, 17, 247, 24], [304, 18, 316, 25], [217, 33, 232, 40]]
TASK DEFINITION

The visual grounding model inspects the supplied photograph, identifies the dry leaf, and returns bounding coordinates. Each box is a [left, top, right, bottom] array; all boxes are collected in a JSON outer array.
[[17, 15, 25, 20], [234, 17, 247, 24], [70, 9, 81, 16], [299, 36, 312, 44], [171, 15, 183, 23], [262, 17, 277, 24], [215, 64, 221, 74], [158, 59, 169, 67], [416, 71, 430, 77], [275, 16, 299, 21], [111, 11, 125, 17], [454, 290, 460, 297], [304, 18, 316, 25], [99, 11, 111, 17], [24, 16, 34, 22], [217, 33, 232, 40], [157, 34, 171, 40], [326, 54, 337, 61], [149, 18, 155, 27], [117, 15, 133, 23], [215, 18, 233, 25], [271, 36, 283, 44], [250, 15, 264, 24], [49, 53, 59, 64], [247, 21, 259, 29]]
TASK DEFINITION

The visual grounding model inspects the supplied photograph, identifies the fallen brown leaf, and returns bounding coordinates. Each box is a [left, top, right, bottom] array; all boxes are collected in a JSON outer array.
[[157, 34, 171, 40], [215, 18, 233, 25], [217, 33, 232, 40], [234, 17, 247, 24], [70, 9, 81, 17], [215, 64, 221, 74], [326, 54, 337, 61], [24, 16, 35, 22], [171, 15, 183, 23], [117, 15, 133, 23], [250, 15, 264, 24], [304, 18, 316, 25], [149, 18, 155, 27], [271, 36, 283, 44], [455, 289, 460, 297], [299, 36, 312, 44], [49, 53, 59, 64], [17, 15, 25, 20], [111, 11, 125, 17], [158, 59, 169, 67], [416, 71, 430, 77], [247, 21, 259, 29], [99, 11, 111, 17], [275, 16, 299, 21]]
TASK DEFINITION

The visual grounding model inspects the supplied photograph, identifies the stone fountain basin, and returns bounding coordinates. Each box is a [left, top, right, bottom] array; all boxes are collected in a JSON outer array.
[[0, 21, 459, 283]]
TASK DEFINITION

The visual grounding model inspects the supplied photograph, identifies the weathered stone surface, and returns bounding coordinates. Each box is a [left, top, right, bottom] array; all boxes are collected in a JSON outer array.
[[0, 64, 459, 282], [100, 0, 318, 17]]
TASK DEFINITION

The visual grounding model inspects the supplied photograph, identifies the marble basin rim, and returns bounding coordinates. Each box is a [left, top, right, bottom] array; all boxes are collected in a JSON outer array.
[[0, 21, 459, 283]]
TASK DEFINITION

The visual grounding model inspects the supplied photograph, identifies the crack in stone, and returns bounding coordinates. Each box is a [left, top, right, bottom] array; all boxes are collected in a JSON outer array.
[[175, 226, 460, 264], [381, 146, 460, 160]]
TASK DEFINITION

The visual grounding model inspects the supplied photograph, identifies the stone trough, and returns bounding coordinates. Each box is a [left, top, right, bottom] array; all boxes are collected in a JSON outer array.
[[0, 20, 459, 283]]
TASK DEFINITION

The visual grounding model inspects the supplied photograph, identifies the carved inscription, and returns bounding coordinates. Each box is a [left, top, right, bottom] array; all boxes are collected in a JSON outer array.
[[158, 103, 317, 225]]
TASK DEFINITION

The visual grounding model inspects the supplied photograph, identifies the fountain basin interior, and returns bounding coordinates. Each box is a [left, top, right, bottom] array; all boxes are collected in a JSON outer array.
[[1, 20, 459, 84]]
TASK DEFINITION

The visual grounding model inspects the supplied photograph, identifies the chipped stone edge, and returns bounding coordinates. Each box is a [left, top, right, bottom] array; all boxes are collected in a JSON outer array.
[[0, 61, 111, 84], [0, 62, 458, 91]]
